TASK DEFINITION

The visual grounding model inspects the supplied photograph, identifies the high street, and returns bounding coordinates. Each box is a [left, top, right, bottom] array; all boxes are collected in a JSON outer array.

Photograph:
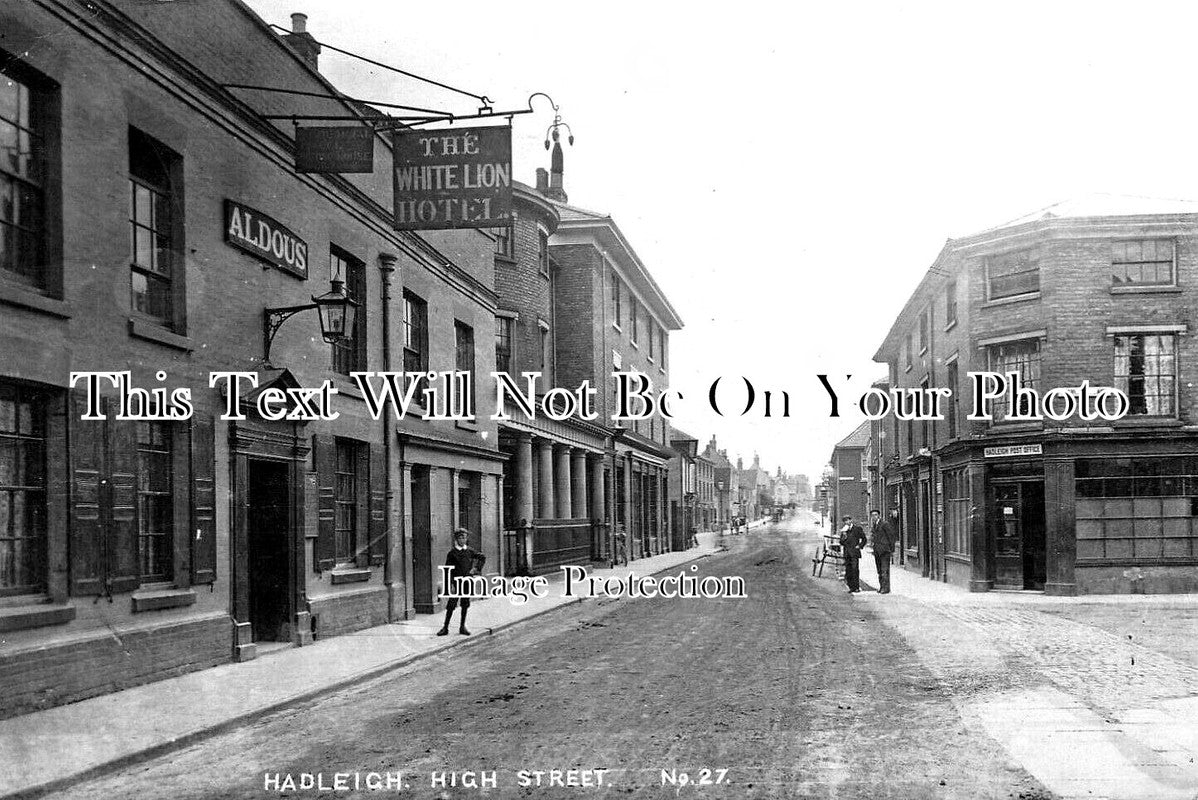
[[39, 516, 1059, 800]]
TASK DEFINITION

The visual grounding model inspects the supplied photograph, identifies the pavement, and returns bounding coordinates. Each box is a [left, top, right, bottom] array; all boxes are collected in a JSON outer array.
[[0, 524, 763, 800], [845, 541, 1198, 800]]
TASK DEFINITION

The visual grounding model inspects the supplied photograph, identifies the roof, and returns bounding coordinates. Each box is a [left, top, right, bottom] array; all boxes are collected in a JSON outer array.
[[833, 421, 871, 451], [974, 193, 1198, 235]]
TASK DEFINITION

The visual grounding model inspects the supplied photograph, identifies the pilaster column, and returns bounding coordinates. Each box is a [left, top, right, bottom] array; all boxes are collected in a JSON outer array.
[[572, 449, 588, 519], [516, 433, 534, 526], [537, 437, 555, 519], [555, 443, 572, 520]]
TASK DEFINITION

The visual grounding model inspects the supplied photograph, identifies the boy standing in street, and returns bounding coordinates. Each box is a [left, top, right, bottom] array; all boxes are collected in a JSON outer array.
[[437, 528, 485, 636]]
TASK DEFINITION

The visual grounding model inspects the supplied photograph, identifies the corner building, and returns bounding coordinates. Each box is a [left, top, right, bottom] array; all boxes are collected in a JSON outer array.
[[874, 196, 1198, 594], [0, 0, 500, 718]]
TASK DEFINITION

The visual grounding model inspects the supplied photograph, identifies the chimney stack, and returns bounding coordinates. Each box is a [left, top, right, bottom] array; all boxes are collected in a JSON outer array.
[[535, 168, 549, 195], [283, 12, 321, 71]]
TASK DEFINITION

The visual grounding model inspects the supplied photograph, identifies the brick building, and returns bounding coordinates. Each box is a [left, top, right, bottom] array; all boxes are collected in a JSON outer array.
[[830, 422, 870, 525], [547, 171, 683, 560], [0, 1, 502, 718], [493, 176, 609, 574], [702, 436, 735, 529], [874, 196, 1198, 594]]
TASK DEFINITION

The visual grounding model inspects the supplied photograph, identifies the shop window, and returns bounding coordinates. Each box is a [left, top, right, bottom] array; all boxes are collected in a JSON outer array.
[[943, 467, 969, 556], [987, 338, 1041, 420], [129, 127, 180, 327], [495, 315, 514, 375], [1115, 334, 1175, 416], [136, 421, 173, 582], [0, 60, 53, 289], [1112, 239, 1174, 286], [1076, 457, 1198, 560], [0, 383, 46, 595], [402, 290, 428, 398], [986, 248, 1039, 300], [330, 247, 365, 375]]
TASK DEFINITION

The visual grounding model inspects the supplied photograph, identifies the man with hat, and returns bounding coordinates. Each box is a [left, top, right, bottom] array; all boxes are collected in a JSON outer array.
[[839, 514, 867, 593]]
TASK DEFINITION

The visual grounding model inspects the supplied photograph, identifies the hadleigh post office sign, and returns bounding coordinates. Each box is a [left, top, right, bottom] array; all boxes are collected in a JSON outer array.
[[392, 126, 512, 230], [224, 200, 309, 280]]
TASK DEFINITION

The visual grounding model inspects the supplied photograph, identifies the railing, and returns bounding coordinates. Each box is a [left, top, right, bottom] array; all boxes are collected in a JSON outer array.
[[530, 519, 592, 575]]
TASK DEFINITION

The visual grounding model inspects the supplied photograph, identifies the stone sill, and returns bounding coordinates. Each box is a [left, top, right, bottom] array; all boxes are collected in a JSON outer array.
[[982, 292, 1041, 309], [128, 318, 193, 351], [328, 373, 365, 402], [131, 587, 197, 613], [1077, 558, 1198, 568], [1110, 285, 1182, 295], [0, 602, 76, 633], [944, 318, 958, 333], [1111, 417, 1183, 429], [330, 568, 372, 585], [944, 553, 971, 566], [455, 418, 480, 432], [0, 281, 72, 319]]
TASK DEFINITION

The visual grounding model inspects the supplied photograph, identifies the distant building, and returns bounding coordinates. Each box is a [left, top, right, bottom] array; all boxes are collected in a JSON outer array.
[[830, 422, 870, 524]]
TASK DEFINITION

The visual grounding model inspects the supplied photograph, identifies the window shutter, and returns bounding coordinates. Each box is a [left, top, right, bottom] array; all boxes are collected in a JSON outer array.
[[313, 434, 336, 571], [368, 444, 386, 566], [105, 418, 140, 593], [69, 392, 105, 596], [355, 442, 370, 567], [190, 414, 217, 584]]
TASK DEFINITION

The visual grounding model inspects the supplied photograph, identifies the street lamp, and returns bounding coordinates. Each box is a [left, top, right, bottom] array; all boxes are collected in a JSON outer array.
[[263, 276, 358, 367]]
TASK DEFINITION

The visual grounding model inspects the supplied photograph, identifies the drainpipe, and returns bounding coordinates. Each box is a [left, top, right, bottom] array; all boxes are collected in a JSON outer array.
[[379, 252, 398, 621]]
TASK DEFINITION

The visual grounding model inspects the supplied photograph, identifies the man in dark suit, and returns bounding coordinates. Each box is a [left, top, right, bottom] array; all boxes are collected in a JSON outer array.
[[438, 528, 485, 636], [839, 514, 867, 593], [869, 509, 899, 594]]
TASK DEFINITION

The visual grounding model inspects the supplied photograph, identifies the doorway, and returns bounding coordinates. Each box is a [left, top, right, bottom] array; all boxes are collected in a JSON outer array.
[[919, 479, 932, 578], [991, 480, 1046, 590], [411, 465, 434, 613], [247, 459, 291, 642]]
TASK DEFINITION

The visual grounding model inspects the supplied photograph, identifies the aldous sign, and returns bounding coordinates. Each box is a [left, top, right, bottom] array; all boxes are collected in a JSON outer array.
[[392, 126, 512, 230], [224, 200, 309, 279]]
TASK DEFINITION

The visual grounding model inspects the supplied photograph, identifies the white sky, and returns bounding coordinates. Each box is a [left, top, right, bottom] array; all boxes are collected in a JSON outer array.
[[245, 0, 1198, 483]]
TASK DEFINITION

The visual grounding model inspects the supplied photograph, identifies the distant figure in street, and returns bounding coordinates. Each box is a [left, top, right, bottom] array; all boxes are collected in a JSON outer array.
[[438, 528, 485, 636], [869, 509, 899, 594], [839, 514, 867, 593]]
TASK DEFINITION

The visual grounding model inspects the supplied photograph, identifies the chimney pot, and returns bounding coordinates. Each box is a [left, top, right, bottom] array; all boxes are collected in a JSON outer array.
[[291, 12, 308, 33]]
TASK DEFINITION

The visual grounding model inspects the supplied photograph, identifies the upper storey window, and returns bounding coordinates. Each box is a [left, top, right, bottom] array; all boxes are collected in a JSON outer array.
[[986, 248, 1039, 301]]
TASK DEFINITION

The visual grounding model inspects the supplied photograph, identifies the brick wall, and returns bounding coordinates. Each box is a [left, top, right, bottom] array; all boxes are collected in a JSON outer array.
[[0, 614, 230, 720]]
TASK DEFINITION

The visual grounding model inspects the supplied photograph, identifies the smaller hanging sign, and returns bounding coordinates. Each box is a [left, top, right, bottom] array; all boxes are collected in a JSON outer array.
[[295, 126, 375, 173]]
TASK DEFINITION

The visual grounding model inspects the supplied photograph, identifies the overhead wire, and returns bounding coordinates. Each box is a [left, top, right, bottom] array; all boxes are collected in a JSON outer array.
[[268, 23, 491, 108]]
